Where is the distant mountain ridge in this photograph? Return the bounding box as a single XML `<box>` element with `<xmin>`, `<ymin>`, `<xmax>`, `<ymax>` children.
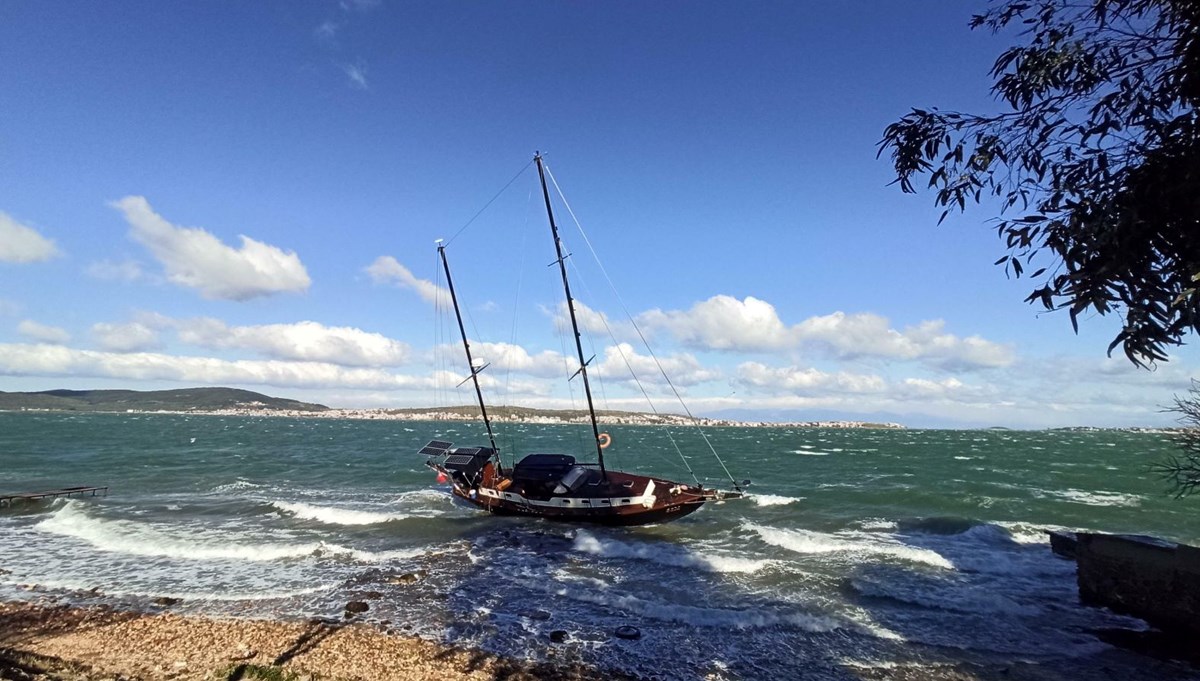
<box><xmin>0</xmin><ymin>388</ymin><xmax>329</xmax><ymax>413</ymax></box>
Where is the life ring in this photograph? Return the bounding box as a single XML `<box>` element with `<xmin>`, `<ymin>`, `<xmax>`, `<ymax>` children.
<box><xmin>597</xmin><ymin>432</ymin><xmax>612</xmax><ymax>449</ymax></box>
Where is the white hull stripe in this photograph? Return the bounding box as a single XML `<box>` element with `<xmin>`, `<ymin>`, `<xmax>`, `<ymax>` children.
<box><xmin>469</xmin><ymin>484</ymin><xmax>658</xmax><ymax>509</ymax></box>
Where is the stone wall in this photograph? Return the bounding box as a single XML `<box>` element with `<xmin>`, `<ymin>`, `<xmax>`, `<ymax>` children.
<box><xmin>1075</xmin><ymin>532</ymin><xmax>1200</xmax><ymax>636</ymax></box>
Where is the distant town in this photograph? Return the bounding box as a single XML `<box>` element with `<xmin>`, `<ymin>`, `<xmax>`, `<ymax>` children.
<box><xmin>0</xmin><ymin>388</ymin><xmax>906</xmax><ymax>429</ymax></box>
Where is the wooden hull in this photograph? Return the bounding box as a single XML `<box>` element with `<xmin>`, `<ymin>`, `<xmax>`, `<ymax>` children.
<box><xmin>435</xmin><ymin>466</ymin><xmax>718</xmax><ymax>526</ymax></box>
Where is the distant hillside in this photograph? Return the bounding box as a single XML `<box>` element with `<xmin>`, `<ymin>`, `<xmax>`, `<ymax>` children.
<box><xmin>0</xmin><ymin>388</ymin><xmax>329</xmax><ymax>413</ymax></box>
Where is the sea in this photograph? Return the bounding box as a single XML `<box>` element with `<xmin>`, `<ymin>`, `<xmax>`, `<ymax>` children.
<box><xmin>2</xmin><ymin>411</ymin><xmax>1197</xmax><ymax>679</ymax></box>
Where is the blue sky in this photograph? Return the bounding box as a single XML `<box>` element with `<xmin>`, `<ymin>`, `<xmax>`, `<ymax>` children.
<box><xmin>1</xmin><ymin>1</ymin><xmax>1194</xmax><ymax>428</ymax></box>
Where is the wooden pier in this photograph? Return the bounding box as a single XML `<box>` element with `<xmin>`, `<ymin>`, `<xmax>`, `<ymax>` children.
<box><xmin>0</xmin><ymin>486</ymin><xmax>108</xmax><ymax>508</ymax></box>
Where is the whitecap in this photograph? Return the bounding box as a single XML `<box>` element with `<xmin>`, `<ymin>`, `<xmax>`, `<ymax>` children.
<box><xmin>572</xmin><ymin>530</ymin><xmax>769</xmax><ymax>573</ymax></box>
<box><xmin>36</xmin><ymin>501</ymin><xmax>323</xmax><ymax>562</ymax></box>
<box><xmin>272</xmin><ymin>501</ymin><xmax>410</xmax><ymax>526</ymax></box>
<box><xmin>748</xmin><ymin>493</ymin><xmax>803</xmax><ymax>507</ymax></box>
<box><xmin>744</xmin><ymin>523</ymin><xmax>954</xmax><ymax>570</ymax></box>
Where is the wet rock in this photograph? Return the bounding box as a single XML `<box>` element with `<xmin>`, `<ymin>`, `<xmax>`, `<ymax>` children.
<box><xmin>387</xmin><ymin>570</ymin><xmax>428</xmax><ymax>585</ymax></box>
<box><xmin>549</xmin><ymin>630</ymin><xmax>569</xmax><ymax>643</ymax></box>
<box><xmin>521</xmin><ymin>609</ymin><xmax>552</xmax><ymax>621</ymax></box>
<box><xmin>345</xmin><ymin>600</ymin><xmax>370</xmax><ymax>615</ymax></box>
<box><xmin>153</xmin><ymin>596</ymin><xmax>183</xmax><ymax>607</ymax></box>
<box><xmin>0</xmin><ymin>567</ymin><xmax>11</xmax><ymax>576</ymax></box>
<box><xmin>363</xmin><ymin>590</ymin><xmax>384</xmax><ymax>600</ymax></box>
<box><xmin>614</xmin><ymin>625</ymin><xmax>642</xmax><ymax>640</ymax></box>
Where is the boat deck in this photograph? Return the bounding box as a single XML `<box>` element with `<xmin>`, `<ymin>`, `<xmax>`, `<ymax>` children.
<box><xmin>0</xmin><ymin>486</ymin><xmax>108</xmax><ymax>507</ymax></box>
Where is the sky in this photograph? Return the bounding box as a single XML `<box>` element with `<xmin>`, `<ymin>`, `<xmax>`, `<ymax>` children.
<box><xmin>1</xmin><ymin>1</ymin><xmax>1196</xmax><ymax>429</ymax></box>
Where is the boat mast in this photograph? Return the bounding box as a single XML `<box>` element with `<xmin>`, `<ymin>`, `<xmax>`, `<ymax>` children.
<box><xmin>437</xmin><ymin>243</ymin><xmax>500</xmax><ymax>465</ymax></box>
<box><xmin>534</xmin><ymin>153</ymin><xmax>607</xmax><ymax>479</ymax></box>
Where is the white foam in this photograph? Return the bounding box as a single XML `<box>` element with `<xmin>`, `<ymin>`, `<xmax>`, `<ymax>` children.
<box><xmin>790</xmin><ymin>449</ymin><xmax>830</xmax><ymax>456</ymax></box>
<box><xmin>557</xmin><ymin>587</ymin><xmax>842</xmax><ymax>632</ymax></box>
<box><xmin>749</xmin><ymin>494</ymin><xmax>803</xmax><ymax>507</ymax></box>
<box><xmin>1042</xmin><ymin>488</ymin><xmax>1142</xmax><ymax>507</ymax></box>
<box><xmin>209</xmin><ymin>479</ymin><xmax>265</xmax><ymax>494</ymax></box>
<box><xmin>26</xmin><ymin>578</ymin><xmax>337</xmax><ymax>602</ymax></box>
<box><xmin>36</xmin><ymin>501</ymin><xmax>323</xmax><ymax>562</ymax></box>
<box><xmin>572</xmin><ymin>531</ymin><xmax>769</xmax><ymax>573</ymax></box>
<box><xmin>272</xmin><ymin>501</ymin><xmax>410</xmax><ymax>525</ymax></box>
<box><xmin>858</xmin><ymin>518</ymin><xmax>898</xmax><ymax>531</ymax></box>
<box><xmin>744</xmin><ymin>523</ymin><xmax>954</xmax><ymax>570</ymax></box>
<box><xmin>851</xmin><ymin>576</ymin><xmax>1039</xmax><ymax>616</ymax></box>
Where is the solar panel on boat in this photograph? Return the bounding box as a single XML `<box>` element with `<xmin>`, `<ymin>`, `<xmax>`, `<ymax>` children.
<box><xmin>444</xmin><ymin>455</ymin><xmax>478</xmax><ymax>466</ymax></box>
<box><xmin>418</xmin><ymin>440</ymin><xmax>453</xmax><ymax>456</ymax></box>
<box><xmin>454</xmin><ymin>447</ymin><xmax>482</xmax><ymax>457</ymax></box>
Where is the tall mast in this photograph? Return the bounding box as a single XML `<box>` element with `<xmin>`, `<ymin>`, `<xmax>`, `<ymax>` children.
<box><xmin>437</xmin><ymin>243</ymin><xmax>500</xmax><ymax>462</ymax></box>
<box><xmin>534</xmin><ymin>153</ymin><xmax>607</xmax><ymax>479</ymax></box>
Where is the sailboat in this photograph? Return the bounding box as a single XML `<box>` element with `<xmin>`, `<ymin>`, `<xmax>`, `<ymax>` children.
<box><xmin>419</xmin><ymin>153</ymin><xmax>744</xmax><ymax>526</ymax></box>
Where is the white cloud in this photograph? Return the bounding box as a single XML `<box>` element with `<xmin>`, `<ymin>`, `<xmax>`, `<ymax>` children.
<box><xmin>314</xmin><ymin>21</ymin><xmax>339</xmax><ymax>44</ymax></box>
<box><xmin>735</xmin><ymin>361</ymin><xmax>886</xmax><ymax>395</ymax></box>
<box><xmin>111</xmin><ymin>196</ymin><xmax>311</xmax><ymax>301</ymax></box>
<box><xmin>343</xmin><ymin>61</ymin><xmax>368</xmax><ymax>89</ymax></box>
<box><xmin>175</xmin><ymin>317</ymin><xmax>409</xmax><ymax>367</ymax></box>
<box><xmin>17</xmin><ymin>320</ymin><xmax>70</xmax><ymax>345</ymax></box>
<box><xmin>0</xmin><ymin>343</ymin><xmax>431</xmax><ymax>391</ymax></box>
<box><xmin>85</xmin><ymin>258</ymin><xmax>145</xmax><ymax>282</ymax></box>
<box><xmin>794</xmin><ymin>312</ymin><xmax>1014</xmax><ymax>369</ymax></box>
<box><xmin>0</xmin><ymin>298</ymin><xmax>20</xmax><ymax>316</ymax></box>
<box><xmin>366</xmin><ymin>256</ymin><xmax>448</xmax><ymax>304</ymax></box>
<box><xmin>466</xmin><ymin>341</ymin><xmax>568</xmax><ymax>379</ymax></box>
<box><xmin>638</xmin><ymin>295</ymin><xmax>1013</xmax><ymax>370</ymax></box>
<box><xmin>552</xmin><ymin>300</ymin><xmax>635</xmax><ymax>339</ymax></box>
<box><xmin>596</xmin><ymin>343</ymin><xmax>722</xmax><ymax>387</ymax></box>
<box><xmin>90</xmin><ymin>322</ymin><xmax>161</xmax><ymax>353</ymax></box>
<box><xmin>638</xmin><ymin>295</ymin><xmax>793</xmax><ymax>352</ymax></box>
<box><xmin>0</xmin><ymin>211</ymin><xmax>60</xmax><ymax>263</ymax></box>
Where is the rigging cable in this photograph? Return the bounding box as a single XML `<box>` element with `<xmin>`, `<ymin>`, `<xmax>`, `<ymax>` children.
<box><xmin>544</xmin><ymin>163</ymin><xmax>742</xmax><ymax>491</ymax></box>
<box><xmin>443</xmin><ymin>159</ymin><xmax>534</xmax><ymax>247</ymax></box>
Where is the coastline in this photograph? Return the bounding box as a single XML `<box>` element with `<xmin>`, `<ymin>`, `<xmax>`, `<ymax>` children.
<box><xmin>0</xmin><ymin>600</ymin><xmax>627</xmax><ymax>681</ymax></box>
<box><xmin>0</xmin><ymin>405</ymin><xmax>905</xmax><ymax>430</ymax></box>
<box><xmin>3</xmin><ymin>600</ymin><xmax>1198</xmax><ymax>681</ymax></box>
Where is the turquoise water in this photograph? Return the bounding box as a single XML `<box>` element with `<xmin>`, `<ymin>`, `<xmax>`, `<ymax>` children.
<box><xmin>2</xmin><ymin>412</ymin><xmax>1197</xmax><ymax>678</ymax></box>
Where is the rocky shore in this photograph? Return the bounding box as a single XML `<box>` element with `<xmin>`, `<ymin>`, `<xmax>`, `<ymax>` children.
<box><xmin>0</xmin><ymin>601</ymin><xmax>627</xmax><ymax>681</ymax></box>
<box><xmin>3</xmin><ymin>600</ymin><xmax>1199</xmax><ymax>681</ymax></box>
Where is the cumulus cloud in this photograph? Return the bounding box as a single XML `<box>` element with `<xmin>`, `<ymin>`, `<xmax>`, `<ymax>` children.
<box><xmin>366</xmin><ymin>256</ymin><xmax>448</xmax><ymax>304</ymax></box>
<box><xmin>174</xmin><ymin>317</ymin><xmax>409</xmax><ymax>367</ymax></box>
<box><xmin>794</xmin><ymin>312</ymin><xmax>1014</xmax><ymax>369</ymax></box>
<box><xmin>90</xmin><ymin>322</ymin><xmax>161</xmax><ymax>353</ymax></box>
<box><xmin>596</xmin><ymin>343</ymin><xmax>722</xmax><ymax>387</ymax></box>
<box><xmin>638</xmin><ymin>294</ymin><xmax>1013</xmax><ymax>370</ymax></box>
<box><xmin>735</xmin><ymin>361</ymin><xmax>886</xmax><ymax>395</ymax></box>
<box><xmin>0</xmin><ymin>343</ymin><xmax>430</xmax><ymax>391</ymax></box>
<box><xmin>111</xmin><ymin>196</ymin><xmax>311</xmax><ymax>301</ymax></box>
<box><xmin>85</xmin><ymin>258</ymin><xmax>144</xmax><ymax>282</ymax></box>
<box><xmin>638</xmin><ymin>295</ymin><xmax>793</xmax><ymax>352</ymax></box>
<box><xmin>464</xmin><ymin>341</ymin><xmax>569</xmax><ymax>379</ymax></box>
<box><xmin>17</xmin><ymin>320</ymin><xmax>70</xmax><ymax>344</ymax></box>
<box><xmin>0</xmin><ymin>211</ymin><xmax>60</xmax><ymax>263</ymax></box>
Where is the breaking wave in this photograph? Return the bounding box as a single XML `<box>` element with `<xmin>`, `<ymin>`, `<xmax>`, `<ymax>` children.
<box><xmin>272</xmin><ymin>501</ymin><xmax>412</xmax><ymax>525</ymax></box>
<box><xmin>744</xmin><ymin>523</ymin><xmax>955</xmax><ymax>569</ymax></box>
<box><xmin>572</xmin><ymin>531</ymin><xmax>769</xmax><ymax>573</ymax></box>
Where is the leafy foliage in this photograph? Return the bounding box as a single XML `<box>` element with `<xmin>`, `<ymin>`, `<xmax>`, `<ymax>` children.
<box><xmin>1157</xmin><ymin>379</ymin><xmax>1200</xmax><ymax>496</ymax></box>
<box><xmin>879</xmin><ymin>0</ymin><xmax>1200</xmax><ymax>366</ymax></box>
